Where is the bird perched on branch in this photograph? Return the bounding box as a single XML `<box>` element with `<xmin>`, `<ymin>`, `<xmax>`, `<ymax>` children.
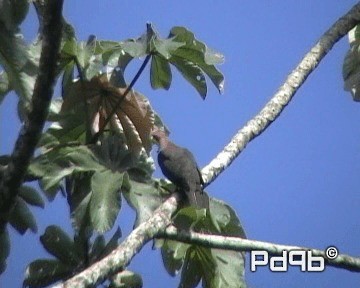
<box><xmin>152</xmin><ymin>129</ymin><xmax>209</xmax><ymax>210</ymax></box>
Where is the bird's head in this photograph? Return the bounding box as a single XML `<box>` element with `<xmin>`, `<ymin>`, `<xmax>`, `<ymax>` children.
<box><xmin>151</xmin><ymin>128</ymin><xmax>169</xmax><ymax>150</ymax></box>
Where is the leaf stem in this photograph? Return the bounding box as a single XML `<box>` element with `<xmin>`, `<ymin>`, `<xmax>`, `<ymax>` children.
<box><xmin>91</xmin><ymin>54</ymin><xmax>152</xmax><ymax>143</ymax></box>
<box><xmin>74</xmin><ymin>57</ymin><xmax>92</xmax><ymax>143</ymax></box>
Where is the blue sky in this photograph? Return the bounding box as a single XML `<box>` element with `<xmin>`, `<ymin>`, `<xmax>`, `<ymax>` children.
<box><xmin>1</xmin><ymin>1</ymin><xmax>360</xmax><ymax>287</ymax></box>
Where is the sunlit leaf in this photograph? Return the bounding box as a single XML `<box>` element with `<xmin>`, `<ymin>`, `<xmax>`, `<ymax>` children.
<box><xmin>90</xmin><ymin>170</ymin><xmax>123</xmax><ymax>233</ymax></box>
<box><xmin>0</xmin><ymin>71</ymin><xmax>10</xmax><ymax>103</ymax></box>
<box><xmin>0</xmin><ymin>24</ymin><xmax>37</xmax><ymax>106</ymax></box>
<box><xmin>28</xmin><ymin>145</ymin><xmax>104</xmax><ymax>193</ymax></box>
<box><xmin>110</xmin><ymin>270</ymin><xmax>143</xmax><ymax>288</ymax></box>
<box><xmin>169</xmin><ymin>26</ymin><xmax>225</xmax><ymax>96</ymax></box>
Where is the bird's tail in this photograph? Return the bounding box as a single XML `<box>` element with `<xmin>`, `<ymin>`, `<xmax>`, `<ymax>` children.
<box><xmin>187</xmin><ymin>185</ymin><xmax>209</xmax><ymax>210</ymax></box>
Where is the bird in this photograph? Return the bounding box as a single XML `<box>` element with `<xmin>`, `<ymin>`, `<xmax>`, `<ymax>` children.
<box><xmin>151</xmin><ymin>129</ymin><xmax>209</xmax><ymax>210</ymax></box>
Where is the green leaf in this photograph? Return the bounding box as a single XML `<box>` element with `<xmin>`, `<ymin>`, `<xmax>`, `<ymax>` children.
<box><xmin>343</xmin><ymin>43</ymin><xmax>360</xmax><ymax>101</ymax></box>
<box><xmin>209</xmin><ymin>198</ymin><xmax>246</xmax><ymax>238</ymax></box>
<box><xmin>9</xmin><ymin>198</ymin><xmax>37</xmax><ymax>234</ymax></box>
<box><xmin>0</xmin><ymin>24</ymin><xmax>37</xmax><ymax>105</ymax></box>
<box><xmin>90</xmin><ymin>170</ymin><xmax>123</xmax><ymax>233</ymax></box>
<box><xmin>46</xmin><ymin>110</ymin><xmax>87</xmax><ymax>145</ymax></box>
<box><xmin>95</xmin><ymin>40</ymin><xmax>121</xmax><ymax>54</ymax></box>
<box><xmin>110</xmin><ymin>270</ymin><xmax>143</xmax><ymax>288</ymax></box>
<box><xmin>204</xmin><ymin>249</ymin><xmax>246</xmax><ymax>288</ymax></box>
<box><xmin>70</xmin><ymin>183</ymin><xmax>92</xmax><ymax>233</ymax></box>
<box><xmin>152</xmin><ymin>36</ymin><xmax>184</xmax><ymax>60</ymax></box>
<box><xmin>18</xmin><ymin>185</ymin><xmax>45</xmax><ymax>208</ymax></box>
<box><xmin>61</xmin><ymin>38</ymin><xmax>78</xmax><ymax>57</ymax></box>
<box><xmin>40</xmin><ymin>226</ymin><xmax>80</xmax><ymax>266</ymax></box>
<box><xmin>122</xmin><ymin>35</ymin><xmax>148</xmax><ymax>58</ymax></box>
<box><xmin>0</xmin><ymin>71</ymin><xmax>10</xmax><ymax>103</ymax></box>
<box><xmin>161</xmin><ymin>240</ymin><xmax>189</xmax><ymax>276</ymax></box>
<box><xmin>0</xmin><ymin>0</ymin><xmax>29</xmax><ymax>31</ymax></box>
<box><xmin>89</xmin><ymin>235</ymin><xmax>106</xmax><ymax>262</ymax></box>
<box><xmin>28</xmin><ymin>145</ymin><xmax>104</xmax><ymax>193</ymax></box>
<box><xmin>100</xmin><ymin>226</ymin><xmax>122</xmax><ymax>258</ymax></box>
<box><xmin>123</xmin><ymin>179</ymin><xmax>169</xmax><ymax>227</ymax></box>
<box><xmin>180</xmin><ymin>247</ymin><xmax>202</xmax><ymax>288</ymax></box>
<box><xmin>150</xmin><ymin>54</ymin><xmax>172</xmax><ymax>90</ymax></box>
<box><xmin>160</xmin><ymin>198</ymin><xmax>246</xmax><ymax>288</ymax></box>
<box><xmin>61</xmin><ymin>61</ymin><xmax>75</xmax><ymax>97</ymax></box>
<box><xmin>177</xmin><ymin>246</ymin><xmax>246</xmax><ymax>288</ymax></box>
<box><xmin>170</xmin><ymin>55</ymin><xmax>207</xmax><ymax>98</ymax></box>
<box><xmin>78</xmin><ymin>36</ymin><xmax>96</xmax><ymax>69</ymax></box>
<box><xmin>0</xmin><ymin>228</ymin><xmax>10</xmax><ymax>275</ymax></box>
<box><xmin>90</xmin><ymin>227</ymin><xmax>121</xmax><ymax>263</ymax></box>
<box><xmin>24</xmin><ymin>259</ymin><xmax>72</xmax><ymax>288</ymax></box>
<box><xmin>169</xmin><ymin>26</ymin><xmax>225</xmax><ymax>96</ymax></box>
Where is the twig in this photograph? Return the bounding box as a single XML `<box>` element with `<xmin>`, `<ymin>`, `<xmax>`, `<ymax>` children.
<box><xmin>0</xmin><ymin>0</ymin><xmax>64</xmax><ymax>232</ymax></box>
<box><xmin>201</xmin><ymin>2</ymin><xmax>360</xmax><ymax>186</ymax></box>
<box><xmin>162</xmin><ymin>226</ymin><xmax>360</xmax><ymax>272</ymax></box>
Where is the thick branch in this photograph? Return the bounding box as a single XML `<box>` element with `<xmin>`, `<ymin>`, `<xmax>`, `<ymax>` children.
<box><xmin>201</xmin><ymin>2</ymin><xmax>360</xmax><ymax>186</ymax></box>
<box><xmin>51</xmin><ymin>195</ymin><xmax>179</xmax><ymax>288</ymax></box>
<box><xmin>0</xmin><ymin>1</ymin><xmax>64</xmax><ymax>231</ymax></box>
<box><xmin>162</xmin><ymin>226</ymin><xmax>360</xmax><ymax>272</ymax></box>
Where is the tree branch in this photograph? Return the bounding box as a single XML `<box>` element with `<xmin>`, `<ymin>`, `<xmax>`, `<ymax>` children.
<box><xmin>51</xmin><ymin>194</ymin><xmax>180</xmax><ymax>288</ymax></box>
<box><xmin>162</xmin><ymin>226</ymin><xmax>360</xmax><ymax>272</ymax></box>
<box><xmin>201</xmin><ymin>2</ymin><xmax>360</xmax><ymax>186</ymax></box>
<box><xmin>0</xmin><ymin>1</ymin><xmax>64</xmax><ymax>232</ymax></box>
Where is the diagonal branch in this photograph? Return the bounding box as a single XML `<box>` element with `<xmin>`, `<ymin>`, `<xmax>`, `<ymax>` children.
<box><xmin>0</xmin><ymin>0</ymin><xmax>64</xmax><ymax>232</ymax></box>
<box><xmin>51</xmin><ymin>3</ymin><xmax>360</xmax><ymax>287</ymax></box>
<box><xmin>51</xmin><ymin>194</ymin><xmax>180</xmax><ymax>288</ymax></box>
<box><xmin>201</xmin><ymin>2</ymin><xmax>360</xmax><ymax>186</ymax></box>
<box><xmin>162</xmin><ymin>226</ymin><xmax>360</xmax><ymax>272</ymax></box>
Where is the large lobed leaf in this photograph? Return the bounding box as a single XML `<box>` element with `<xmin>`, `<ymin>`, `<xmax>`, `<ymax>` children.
<box><xmin>90</xmin><ymin>170</ymin><xmax>123</xmax><ymax>233</ymax></box>
<box><xmin>122</xmin><ymin>178</ymin><xmax>170</xmax><ymax>227</ymax></box>
<box><xmin>161</xmin><ymin>197</ymin><xmax>247</xmax><ymax>288</ymax></box>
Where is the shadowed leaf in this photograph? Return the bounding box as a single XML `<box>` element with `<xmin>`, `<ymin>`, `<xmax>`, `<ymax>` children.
<box><xmin>40</xmin><ymin>226</ymin><xmax>80</xmax><ymax>266</ymax></box>
<box><xmin>24</xmin><ymin>259</ymin><xmax>72</xmax><ymax>288</ymax></box>
<box><xmin>0</xmin><ymin>228</ymin><xmax>10</xmax><ymax>275</ymax></box>
<box><xmin>9</xmin><ymin>198</ymin><xmax>37</xmax><ymax>234</ymax></box>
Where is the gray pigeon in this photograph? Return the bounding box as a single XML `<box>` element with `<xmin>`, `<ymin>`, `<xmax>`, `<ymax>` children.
<box><xmin>152</xmin><ymin>130</ymin><xmax>209</xmax><ymax>210</ymax></box>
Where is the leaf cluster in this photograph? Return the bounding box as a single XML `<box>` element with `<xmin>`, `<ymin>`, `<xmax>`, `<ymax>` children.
<box><xmin>0</xmin><ymin>2</ymin><xmax>247</xmax><ymax>287</ymax></box>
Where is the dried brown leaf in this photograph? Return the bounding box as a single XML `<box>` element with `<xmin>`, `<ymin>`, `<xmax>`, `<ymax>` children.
<box><xmin>62</xmin><ymin>74</ymin><xmax>155</xmax><ymax>155</ymax></box>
